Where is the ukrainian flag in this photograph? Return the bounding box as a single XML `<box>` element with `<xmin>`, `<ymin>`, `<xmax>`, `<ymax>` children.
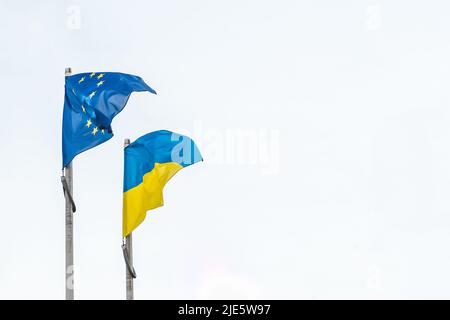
<box><xmin>123</xmin><ymin>130</ymin><xmax>203</xmax><ymax>236</ymax></box>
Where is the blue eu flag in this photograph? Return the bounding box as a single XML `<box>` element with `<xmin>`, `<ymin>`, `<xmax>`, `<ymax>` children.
<box><xmin>62</xmin><ymin>72</ymin><xmax>156</xmax><ymax>167</ymax></box>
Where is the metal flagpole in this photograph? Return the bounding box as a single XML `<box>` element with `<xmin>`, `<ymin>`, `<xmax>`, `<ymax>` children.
<box><xmin>125</xmin><ymin>233</ymin><xmax>134</xmax><ymax>300</ymax></box>
<box><xmin>63</xmin><ymin>67</ymin><xmax>75</xmax><ymax>300</ymax></box>
<box><xmin>123</xmin><ymin>138</ymin><xmax>136</xmax><ymax>300</ymax></box>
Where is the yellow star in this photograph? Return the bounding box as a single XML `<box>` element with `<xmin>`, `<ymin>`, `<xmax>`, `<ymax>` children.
<box><xmin>90</xmin><ymin>72</ymin><xmax>96</xmax><ymax>78</ymax></box>
<box><xmin>101</xmin><ymin>129</ymin><xmax>105</xmax><ymax>134</ymax></box>
<box><xmin>92</xmin><ymin>127</ymin><xmax>98</xmax><ymax>135</ymax></box>
<box><xmin>81</xmin><ymin>105</ymin><xmax>86</xmax><ymax>113</ymax></box>
<box><xmin>78</xmin><ymin>76</ymin><xmax>85</xmax><ymax>84</ymax></box>
<box><xmin>97</xmin><ymin>73</ymin><xmax>104</xmax><ymax>80</ymax></box>
<box><xmin>86</xmin><ymin>119</ymin><xmax>92</xmax><ymax>128</ymax></box>
<box><xmin>89</xmin><ymin>91</ymin><xmax>96</xmax><ymax>99</ymax></box>
<box><xmin>97</xmin><ymin>80</ymin><xmax>104</xmax><ymax>87</ymax></box>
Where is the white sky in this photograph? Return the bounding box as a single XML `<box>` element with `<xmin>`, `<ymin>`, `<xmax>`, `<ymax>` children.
<box><xmin>1</xmin><ymin>0</ymin><xmax>450</xmax><ymax>299</ymax></box>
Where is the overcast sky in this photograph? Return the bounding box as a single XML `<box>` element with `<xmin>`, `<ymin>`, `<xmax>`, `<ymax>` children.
<box><xmin>1</xmin><ymin>0</ymin><xmax>450</xmax><ymax>299</ymax></box>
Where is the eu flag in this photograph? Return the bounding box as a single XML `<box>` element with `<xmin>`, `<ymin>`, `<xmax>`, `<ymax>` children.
<box><xmin>62</xmin><ymin>72</ymin><xmax>156</xmax><ymax>167</ymax></box>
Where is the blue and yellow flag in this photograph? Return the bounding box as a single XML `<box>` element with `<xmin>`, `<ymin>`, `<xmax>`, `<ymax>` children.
<box><xmin>62</xmin><ymin>72</ymin><xmax>156</xmax><ymax>168</ymax></box>
<box><xmin>123</xmin><ymin>130</ymin><xmax>203</xmax><ymax>236</ymax></box>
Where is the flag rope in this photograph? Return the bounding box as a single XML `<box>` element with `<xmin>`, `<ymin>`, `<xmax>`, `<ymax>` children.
<box><xmin>61</xmin><ymin>176</ymin><xmax>76</xmax><ymax>213</ymax></box>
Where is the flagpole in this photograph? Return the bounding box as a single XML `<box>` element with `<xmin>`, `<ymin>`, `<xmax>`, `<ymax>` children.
<box><xmin>124</xmin><ymin>138</ymin><xmax>134</xmax><ymax>300</ymax></box>
<box><xmin>64</xmin><ymin>67</ymin><xmax>74</xmax><ymax>300</ymax></box>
